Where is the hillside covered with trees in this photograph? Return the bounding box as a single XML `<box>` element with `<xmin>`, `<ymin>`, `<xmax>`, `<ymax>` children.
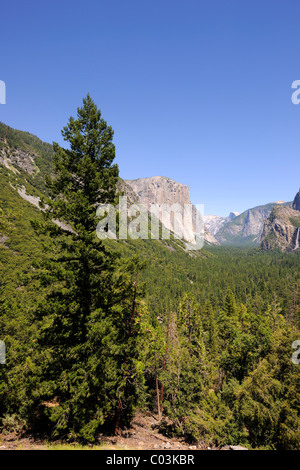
<box><xmin>0</xmin><ymin>98</ymin><xmax>300</xmax><ymax>450</ymax></box>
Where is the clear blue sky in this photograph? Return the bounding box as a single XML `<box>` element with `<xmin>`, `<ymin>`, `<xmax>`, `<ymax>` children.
<box><xmin>1</xmin><ymin>0</ymin><xmax>300</xmax><ymax>216</ymax></box>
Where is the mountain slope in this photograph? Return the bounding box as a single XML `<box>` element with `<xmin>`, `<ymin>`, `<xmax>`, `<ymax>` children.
<box><xmin>260</xmin><ymin>191</ymin><xmax>300</xmax><ymax>252</ymax></box>
<box><xmin>215</xmin><ymin>201</ymin><xmax>291</xmax><ymax>246</ymax></box>
<box><xmin>0</xmin><ymin>122</ymin><xmax>53</xmax><ymax>193</ymax></box>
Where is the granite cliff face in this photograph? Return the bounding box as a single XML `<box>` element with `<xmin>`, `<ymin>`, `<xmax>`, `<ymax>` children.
<box><xmin>125</xmin><ymin>176</ymin><xmax>190</xmax><ymax>208</ymax></box>
<box><xmin>125</xmin><ymin>176</ymin><xmax>219</xmax><ymax>246</ymax></box>
<box><xmin>260</xmin><ymin>194</ymin><xmax>300</xmax><ymax>252</ymax></box>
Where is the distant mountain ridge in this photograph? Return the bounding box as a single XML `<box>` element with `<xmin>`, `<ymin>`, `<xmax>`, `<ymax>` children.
<box><xmin>204</xmin><ymin>201</ymin><xmax>291</xmax><ymax>247</ymax></box>
<box><xmin>204</xmin><ymin>212</ymin><xmax>240</xmax><ymax>236</ymax></box>
<box><xmin>215</xmin><ymin>203</ymin><xmax>278</xmax><ymax>246</ymax></box>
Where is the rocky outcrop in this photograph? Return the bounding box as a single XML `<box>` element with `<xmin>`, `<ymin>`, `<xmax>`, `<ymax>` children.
<box><xmin>203</xmin><ymin>215</ymin><xmax>225</xmax><ymax>236</ymax></box>
<box><xmin>0</xmin><ymin>144</ymin><xmax>37</xmax><ymax>175</ymax></box>
<box><xmin>117</xmin><ymin>178</ymin><xmax>140</xmax><ymax>205</ymax></box>
<box><xmin>203</xmin><ymin>225</ymin><xmax>220</xmax><ymax>245</ymax></box>
<box><xmin>292</xmin><ymin>189</ymin><xmax>300</xmax><ymax>211</ymax></box>
<box><xmin>125</xmin><ymin>176</ymin><xmax>190</xmax><ymax>208</ymax></box>
<box><xmin>260</xmin><ymin>204</ymin><xmax>300</xmax><ymax>252</ymax></box>
<box><xmin>125</xmin><ymin>176</ymin><xmax>219</xmax><ymax>246</ymax></box>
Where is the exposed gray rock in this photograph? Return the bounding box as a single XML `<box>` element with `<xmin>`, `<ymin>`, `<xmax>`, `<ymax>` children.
<box><xmin>0</xmin><ymin>146</ymin><xmax>36</xmax><ymax>175</ymax></box>
<box><xmin>204</xmin><ymin>211</ymin><xmax>239</xmax><ymax>236</ymax></box>
<box><xmin>125</xmin><ymin>176</ymin><xmax>219</xmax><ymax>246</ymax></box>
<box><xmin>260</xmin><ymin>203</ymin><xmax>300</xmax><ymax>252</ymax></box>
<box><xmin>203</xmin><ymin>215</ymin><xmax>226</xmax><ymax>235</ymax></box>
<box><xmin>126</xmin><ymin>176</ymin><xmax>190</xmax><ymax>208</ymax></box>
<box><xmin>15</xmin><ymin>185</ymin><xmax>76</xmax><ymax>234</ymax></box>
<box><xmin>117</xmin><ymin>179</ymin><xmax>139</xmax><ymax>205</ymax></box>
<box><xmin>292</xmin><ymin>189</ymin><xmax>300</xmax><ymax>211</ymax></box>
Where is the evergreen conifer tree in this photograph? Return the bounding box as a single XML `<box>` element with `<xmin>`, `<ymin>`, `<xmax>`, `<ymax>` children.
<box><xmin>31</xmin><ymin>95</ymin><xmax>144</xmax><ymax>441</ymax></box>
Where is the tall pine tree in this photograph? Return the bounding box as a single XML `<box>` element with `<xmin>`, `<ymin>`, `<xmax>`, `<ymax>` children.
<box><xmin>31</xmin><ymin>95</ymin><xmax>144</xmax><ymax>441</ymax></box>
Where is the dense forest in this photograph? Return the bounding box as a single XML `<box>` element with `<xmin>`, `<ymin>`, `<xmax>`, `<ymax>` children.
<box><xmin>0</xmin><ymin>98</ymin><xmax>300</xmax><ymax>449</ymax></box>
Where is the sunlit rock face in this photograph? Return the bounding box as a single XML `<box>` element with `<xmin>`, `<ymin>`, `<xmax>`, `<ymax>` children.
<box><xmin>125</xmin><ymin>176</ymin><xmax>219</xmax><ymax>245</ymax></box>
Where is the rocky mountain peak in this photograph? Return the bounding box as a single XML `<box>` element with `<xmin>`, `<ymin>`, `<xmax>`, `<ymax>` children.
<box><xmin>125</xmin><ymin>176</ymin><xmax>190</xmax><ymax>207</ymax></box>
<box><xmin>203</xmin><ymin>211</ymin><xmax>239</xmax><ymax>236</ymax></box>
<box><xmin>292</xmin><ymin>189</ymin><xmax>300</xmax><ymax>211</ymax></box>
<box><xmin>228</xmin><ymin>211</ymin><xmax>240</xmax><ymax>221</ymax></box>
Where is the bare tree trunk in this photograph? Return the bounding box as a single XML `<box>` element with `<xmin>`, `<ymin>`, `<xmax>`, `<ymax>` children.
<box><xmin>115</xmin><ymin>398</ymin><xmax>123</xmax><ymax>436</ymax></box>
